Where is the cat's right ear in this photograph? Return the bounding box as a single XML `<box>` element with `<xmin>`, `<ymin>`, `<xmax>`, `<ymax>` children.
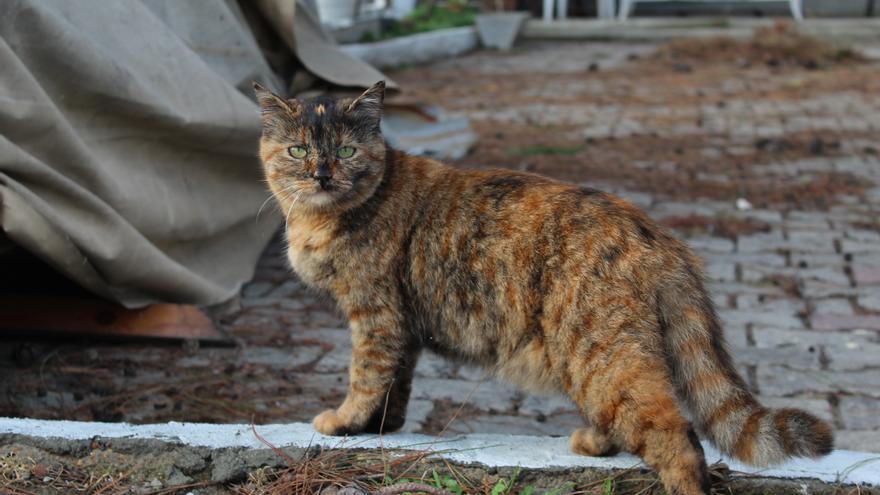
<box><xmin>252</xmin><ymin>82</ymin><xmax>299</xmax><ymax>126</ymax></box>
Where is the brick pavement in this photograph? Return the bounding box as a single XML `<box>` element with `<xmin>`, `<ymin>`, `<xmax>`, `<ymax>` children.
<box><xmin>230</xmin><ymin>176</ymin><xmax>880</xmax><ymax>452</ymax></box>
<box><xmin>2</xmin><ymin>39</ymin><xmax>878</xmax><ymax>454</ymax></box>
<box><xmin>237</xmin><ymin>41</ymin><xmax>880</xmax><ymax>451</ymax></box>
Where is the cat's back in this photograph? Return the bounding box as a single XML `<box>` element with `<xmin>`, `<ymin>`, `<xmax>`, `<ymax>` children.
<box><xmin>402</xmin><ymin>165</ymin><xmax>694</xmax><ymax>362</ymax></box>
<box><xmin>414</xmin><ymin>165</ymin><xmax>687</xmax><ymax>272</ymax></box>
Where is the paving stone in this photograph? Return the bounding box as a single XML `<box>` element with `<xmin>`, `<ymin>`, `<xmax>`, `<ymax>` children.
<box><xmin>705</xmin><ymin>262</ymin><xmax>736</xmax><ymax>282</ymax></box>
<box><xmin>741</xmin><ymin>265</ymin><xmax>798</xmax><ymax>283</ymax></box>
<box><xmin>750</xmin><ymin>326</ymin><xmax>875</xmax><ymax>349</ymax></box>
<box><xmin>800</xmin><ymin>280</ymin><xmax>861</xmax><ymax>299</ymax></box>
<box><xmin>737</xmin><ymin>232</ymin><xmax>786</xmax><ymax>253</ymax></box>
<box><xmin>757</xmin><ymin>366</ymin><xmax>880</xmax><ymax>397</ymax></box>
<box><xmin>735</xmin><ymin>343</ymin><xmax>823</xmax><ymax>370</ymax></box>
<box><xmin>790</xmin><ymin>253</ymin><xmax>847</xmax><ymax>268</ymax></box>
<box><xmin>718</xmin><ymin>306</ymin><xmax>803</xmax><ymax>330</ymax></box>
<box><xmin>686</xmin><ymin>236</ymin><xmax>735</xmax><ymax>254</ymax></box>
<box><xmin>834</xmin><ymin>430</ymin><xmax>880</xmax><ymax>452</ymax></box>
<box><xmin>410</xmin><ymin>378</ymin><xmax>520</xmax><ymax>413</ymax></box>
<box><xmin>708</xmin><ymin>282</ymin><xmax>786</xmax><ymax>300</ymax></box>
<box><xmin>796</xmin><ymin>267</ymin><xmax>851</xmax><ymax>286</ymax></box>
<box><xmin>268</xmin><ymin>279</ymin><xmax>310</xmax><ymax>298</ymax></box>
<box><xmin>841</xmin><ymin>239</ymin><xmax>880</xmax><ymax>255</ymax></box>
<box><xmin>810</xmin><ymin>298</ymin><xmax>854</xmax><ymax>316</ymax></box>
<box><xmin>726</xmin><ymin>252</ymin><xmax>787</xmax><ymax>268</ymax></box>
<box><xmin>402</xmin><ymin>399</ymin><xmax>435</xmax><ymax>432</ymax></box>
<box><xmin>730</xmin><ymin>209</ymin><xmax>784</xmax><ymax>224</ymax></box>
<box><xmin>520</xmin><ymin>393</ymin><xmax>576</xmax><ymax>417</ymax></box>
<box><xmin>313</xmin><ymin>351</ymin><xmax>351</xmax><ymax>373</ymax></box>
<box><xmin>649</xmin><ymin>201</ymin><xmax>728</xmax><ymax>219</ymax></box>
<box><xmin>240</xmin><ymin>345</ymin><xmax>325</xmax><ymax>368</ymax></box>
<box><xmin>711</xmin><ymin>290</ymin><xmax>733</xmax><ymax>310</ymax></box>
<box><xmin>839</xmin><ymin>396</ymin><xmax>880</xmax><ymax>430</ymax></box>
<box><xmin>758</xmin><ymin>396</ymin><xmax>834</xmax><ymax>423</ymax></box>
<box><xmin>865</xmin><ymin>187</ymin><xmax>880</xmax><ymax>201</ymax></box>
<box><xmin>787</xmin><ymin>230</ymin><xmax>839</xmax><ymax>252</ymax></box>
<box><xmin>853</xmin><ymin>265</ymin><xmax>880</xmax><ymax>286</ymax></box>
<box><xmin>415</xmin><ymin>352</ymin><xmax>458</xmax><ymax>379</ymax></box>
<box><xmin>811</xmin><ymin>314</ymin><xmax>880</xmax><ymax>331</ymax></box>
<box><xmin>242</xmin><ymin>281</ymin><xmax>275</xmax><ymax>299</ymax></box>
<box><xmin>748</xmin><ymin>327</ymin><xmax>880</xmax><ymax>371</ymax></box>
<box><xmin>739</xmin><ymin>296</ymin><xmax>806</xmax><ymax>315</ymax></box>
<box><xmin>456</xmin><ymin>364</ymin><xmax>490</xmax><ymax>381</ymax></box>
<box><xmin>857</xmin><ymin>294</ymin><xmax>880</xmax><ymax>312</ymax></box>
<box><xmin>844</xmin><ymin>229</ymin><xmax>880</xmax><ymax>242</ymax></box>
<box><xmin>723</xmin><ymin>325</ymin><xmax>750</xmax><ymax>349</ymax></box>
<box><xmin>785</xmin><ymin>211</ymin><xmax>831</xmax><ymax>229</ymax></box>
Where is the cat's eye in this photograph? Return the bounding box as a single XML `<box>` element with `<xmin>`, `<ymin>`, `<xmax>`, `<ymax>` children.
<box><xmin>337</xmin><ymin>146</ymin><xmax>356</xmax><ymax>159</ymax></box>
<box><xmin>288</xmin><ymin>146</ymin><xmax>308</xmax><ymax>159</ymax></box>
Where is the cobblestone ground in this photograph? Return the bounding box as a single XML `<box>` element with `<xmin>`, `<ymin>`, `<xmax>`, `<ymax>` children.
<box><xmin>2</xmin><ymin>39</ymin><xmax>879</xmax><ymax>453</ymax></box>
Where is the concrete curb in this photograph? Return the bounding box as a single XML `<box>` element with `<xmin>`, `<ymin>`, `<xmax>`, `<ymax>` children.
<box><xmin>521</xmin><ymin>17</ymin><xmax>880</xmax><ymax>43</ymax></box>
<box><xmin>341</xmin><ymin>27</ymin><xmax>478</xmax><ymax>69</ymax></box>
<box><xmin>1</xmin><ymin>418</ymin><xmax>878</xmax><ymax>487</ymax></box>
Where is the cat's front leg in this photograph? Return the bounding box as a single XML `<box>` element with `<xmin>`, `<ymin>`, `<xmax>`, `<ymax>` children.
<box><xmin>313</xmin><ymin>305</ymin><xmax>414</xmax><ymax>436</ymax></box>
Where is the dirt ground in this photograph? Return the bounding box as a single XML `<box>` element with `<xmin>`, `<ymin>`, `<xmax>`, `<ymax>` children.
<box><xmin>1</xmin><ymin>435</ymin><xmax>875</xmax><ymax>495</ymax></box>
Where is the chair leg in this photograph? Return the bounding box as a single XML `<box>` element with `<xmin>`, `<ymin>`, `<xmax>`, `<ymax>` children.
<box><xmin>618</xmin><ymin>0</ymin><xmax>634</xmax><ymax>20</ymax></box>
<box><xmin>789</xmin><ymin>0</ymin><xmax>804</xmax><ymax>20</ymax></box>
<box><xmin>543</xmin><ymin>0</ymin><xmax>554</xmax><ymax>22</ymax></box>
<box><xmin>598</xmin><ymin>0</ymin><xmax>615</xmax><ymax>19</ymax></box>
<box><xmin>556</xmin><ymin>0</ymin><xmax>568</xmax><ymax>20</ymax></box>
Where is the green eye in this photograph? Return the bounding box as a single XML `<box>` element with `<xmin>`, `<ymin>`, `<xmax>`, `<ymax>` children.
<box><xmin>337</xmin><ymin>146</ymin><xmax>356</xmax><ymax>159</ymax></box>
<box><xmin>288</xmin><ymin>146</ymin><xmax>308</xmax><ymax>159</ymax></box>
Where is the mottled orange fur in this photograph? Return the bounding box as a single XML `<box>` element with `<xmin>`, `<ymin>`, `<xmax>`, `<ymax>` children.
<box><xmin>254</xmin><ymin>81</ymin><xmax>833</xmax><ymax>495</ymax></box>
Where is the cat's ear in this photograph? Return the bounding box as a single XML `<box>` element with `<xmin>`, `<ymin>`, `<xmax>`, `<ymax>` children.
<box><xmin>345</xmin><ymin>80</ymin><xmax>385</xmax><ymax>126</ymax></box>
<box><xmin>252</xmin><ymin>82</ymin><xmax>299</xmax><ymax>125</ymax></box>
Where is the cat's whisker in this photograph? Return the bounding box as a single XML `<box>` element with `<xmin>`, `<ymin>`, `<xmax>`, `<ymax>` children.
<box><xmin>255</xmin><ymin>194</ymin><xmax>279</xmax><ymax>222</ymax></box>
<box><xmin>284</xmin><ymin>192</ymin><xmax>301</xmax><ymax>227</ymax></box>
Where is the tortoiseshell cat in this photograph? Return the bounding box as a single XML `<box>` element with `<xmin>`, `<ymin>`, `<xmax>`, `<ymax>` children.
<box><xmin>254</xmin><ymin>81</ymin><xmax>832</xmax><ymax>495</ymax></box>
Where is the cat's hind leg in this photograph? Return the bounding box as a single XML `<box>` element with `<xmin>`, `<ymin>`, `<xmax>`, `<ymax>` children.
<box><xmin>568</xmin><ymin>345</ymin><xmax>712</xmax><ymax>495</ymax></box>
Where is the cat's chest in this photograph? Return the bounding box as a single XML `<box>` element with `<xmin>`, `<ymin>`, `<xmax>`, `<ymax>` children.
<box><xmin>285</xmin><ymin>216</ymin><xmax>340</xmax><ymax>286</ymax></box>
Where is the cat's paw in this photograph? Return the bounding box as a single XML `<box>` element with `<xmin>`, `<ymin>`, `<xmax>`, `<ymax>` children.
<box><xmin>313</xmin><ymin>409</ymin><xmax>351</xmax><ymax>436</ymax></box>
<box><xmin>570</xmin><ymin>427</ymin><xmax>619</xmax><ymax>457</ymax></box>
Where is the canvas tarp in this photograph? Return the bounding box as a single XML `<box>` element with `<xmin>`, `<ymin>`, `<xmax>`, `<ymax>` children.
<box><xmin>0</xmin><ymin>0</ymin><xmax>391</xmax><ymax>308</ymax></box>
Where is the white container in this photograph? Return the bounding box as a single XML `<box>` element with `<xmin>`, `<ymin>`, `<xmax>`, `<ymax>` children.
<box><xmin>475</xmin><ymin>12</ymin><xmax>529</xmax><ymax>51</ymax></box>
<box><xmin>389</xmin><ymin>0</ymin><xmax>418</xmax><ymax>19</ymax></box>
<box><xmin>316</xmin><ymin>0</ymin><xmax>359</xmax><ymax>28</ymax></box>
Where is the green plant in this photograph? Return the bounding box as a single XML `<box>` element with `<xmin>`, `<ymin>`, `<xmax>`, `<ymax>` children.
<box><xmin>362</xmin><ymin>0</ymin><xmax>478</xmax><ymax>42</ymax></box>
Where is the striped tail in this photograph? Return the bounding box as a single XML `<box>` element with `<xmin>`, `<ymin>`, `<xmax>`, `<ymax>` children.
<box><xmin>658</xmin><ymin>265</ymin><xmax>833</xmax><ymax>466</ymax></box>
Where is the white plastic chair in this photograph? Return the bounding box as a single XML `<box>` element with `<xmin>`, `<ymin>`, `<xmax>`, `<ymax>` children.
<box><xmin>617</xmin><ymin>0</ymin><xmax>804</xmax><ymax>21</ymax></box>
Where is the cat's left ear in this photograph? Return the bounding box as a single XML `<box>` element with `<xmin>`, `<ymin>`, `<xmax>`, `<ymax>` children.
<box><xmin>345</xmin><ymin>81</ymin><xmax>385</xmax><ymax>126</ymax></box>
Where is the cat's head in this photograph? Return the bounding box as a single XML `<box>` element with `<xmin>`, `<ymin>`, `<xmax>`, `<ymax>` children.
<box><xmin>254</xmin><ymin>81</ymin><xmax>387</xmax><ymax>212</ymax></box>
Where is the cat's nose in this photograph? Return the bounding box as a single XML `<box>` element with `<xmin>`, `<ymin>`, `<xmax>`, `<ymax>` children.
<box><xmin>313</xmin><ymin>166</ymin><xmax>332</xmax><ymax>189</ymax></box>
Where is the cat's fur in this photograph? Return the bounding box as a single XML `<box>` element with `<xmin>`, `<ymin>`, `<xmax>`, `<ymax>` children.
<box><xmin>254</xmin><ymin>81</ymin><xmax>833</xmax><ymax>495</ymax></box>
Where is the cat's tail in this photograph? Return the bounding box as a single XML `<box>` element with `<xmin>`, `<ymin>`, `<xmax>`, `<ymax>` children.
<box><xmin>657</xmin><ymin>264</ymin><xmax>833</xmax><ymax>467</ymax></box>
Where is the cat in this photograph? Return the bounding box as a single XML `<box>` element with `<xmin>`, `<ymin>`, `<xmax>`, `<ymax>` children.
<box><xmin>253</xmin><ymin>81</ymin><xmax>832</xmax><ymax>495</ymax></box>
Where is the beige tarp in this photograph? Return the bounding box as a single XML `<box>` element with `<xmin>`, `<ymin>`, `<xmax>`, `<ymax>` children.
<box><xmin>0</xmin><ymin>0</ymin><xmax>391</xmax><ymax>308</ymax></box>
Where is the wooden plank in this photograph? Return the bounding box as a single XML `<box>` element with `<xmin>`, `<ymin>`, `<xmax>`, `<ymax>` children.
<box><xmin>0</xmin><ymin>295</ymin><xmax>227</xmax><ymax>341</ymax></box>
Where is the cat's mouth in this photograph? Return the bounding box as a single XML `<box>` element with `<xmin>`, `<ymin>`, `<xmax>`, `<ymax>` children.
<box><xmin>296</xmin><ymin>180</ymin><xmax>352</xmax><ymax>206</ymax></box>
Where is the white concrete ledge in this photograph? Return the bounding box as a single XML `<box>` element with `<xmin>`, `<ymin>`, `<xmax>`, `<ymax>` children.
<box><xmin>1</xmin><ymin>417</ymin><xmax>878</xmax><ymax>486</ymax></box>
<box><xmin>521</xmin><ymin>17</ymin><xmax>880</xmax><ymax>43</ymax></box>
